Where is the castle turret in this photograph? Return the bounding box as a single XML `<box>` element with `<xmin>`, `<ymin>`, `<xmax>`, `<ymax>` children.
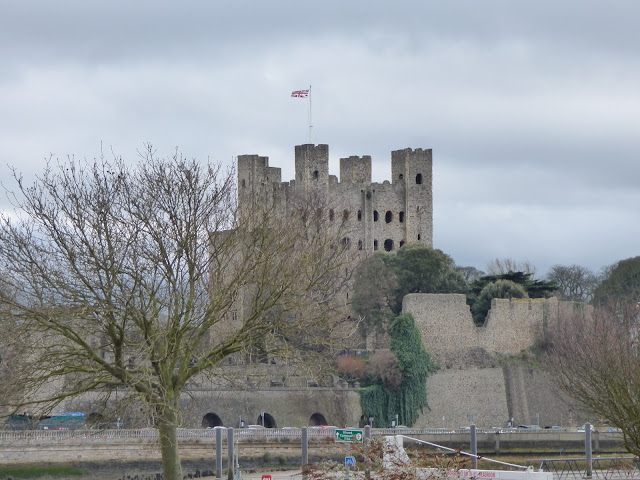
<box><xmin>340</xmin><ymin>155</ymin><xmax>372</xmax><ymax>184</ymax></box>
<box><xmin>237</xmin><ymin>154</ymin><xmax>282</xmax><ymax>220</ymax></box>
<box><xmin>295</xmin><ymin>144</ymin><xmax>329</xmax><ymax>192</ymax></box>
<box><xmin>391</xmin><ymin>148</ymin><xmax>433</xmax><ymax>247</ymax></box>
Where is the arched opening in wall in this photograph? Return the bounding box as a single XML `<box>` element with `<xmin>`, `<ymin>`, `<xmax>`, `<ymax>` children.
<box><xmin>256</xmin><ymin>412</ymin><xmax>277</xmax><ymax>428</ymax></box>
<box><xmin>385</xmin><ymin>211</ymin><xmax>393</xmax><ymax>223</ymax></box>
<box><xmin>373</xmin><ymin>240</ymin><xmax>379</xmax><ymax>251</ymax></box>
<box><xmin>241</xmin><ymin>179</ymin><xmax>246</xmax><ymax>188</ymax></box>
<box><xmin>202</xmin><ymin>412</ymin><xmax>224</xmax><ymax>428</ymax></box>
<box><xmin>384</xmin><ymin>239</ymin><xmax>394</xmax><ymax>252</ymax></box>
<box><xmin>399</xmin><ymin>240</ymin><xmax>405</xmax><ymax>248</ymax></box>
<box><xmin>373</xmin><ymin>211</ymin><xmax>379</xmax><ymax>222</ymax></box>
<box><xmin>343</xmin><ymin>210</ymin><xmax>349</xmax><ymax>221</ymax></box>
<box><xmin>329</xmin><ymin>209</ymin><xmax>334</xmax><ymax>222</ymax></box>
<box><xmin>313</xmin><ymin>170</ymin><xmax>319</xmax><ymax>180</ymax></box>
<box><xmin>399</xmin><ymin>211</ymin><xmax>405</xmax><ymax>223</ymax></box>
<box><xmin>357</xmin><ymin>210</ymin><xmax>362</xmax><ymax>221</ymax></box>
<box><xmin>416</xmin><ymin>173</ymin><xmax>423</xmax><ymax>184</ymax></box>
<box><xmin>309</xmin><ymin>413</ymin><xmax>328</xmax><ymax>426</ymax></box>
<box><xmin>358</xmin><ymin>240</ymin><xmax>363</xmax><ymax>250</ymax></box>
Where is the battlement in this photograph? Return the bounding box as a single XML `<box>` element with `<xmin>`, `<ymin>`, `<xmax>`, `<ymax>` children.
<box><xmin>237</xmin><ymin>144</ymin><xmax>434</xmax><ymax>251</ymax></box>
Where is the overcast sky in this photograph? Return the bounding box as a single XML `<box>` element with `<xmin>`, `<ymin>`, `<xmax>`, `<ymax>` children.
<box><xmin>1</xmin><ymin>1</ymin><xmax>639</xmax><ymax>277</ymax></box>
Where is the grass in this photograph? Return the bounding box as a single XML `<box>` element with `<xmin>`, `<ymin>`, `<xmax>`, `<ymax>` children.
<box><xmin>0</xmin><ymin>464</ymin><xmax>86</xmax><ymax>478</ymax></box>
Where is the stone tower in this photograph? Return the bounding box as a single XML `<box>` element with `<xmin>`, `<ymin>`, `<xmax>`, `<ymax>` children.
<box><xmin>237</xmin><ymin>144</ymin><xmax>433</xmax><ymax>252</ymax></box>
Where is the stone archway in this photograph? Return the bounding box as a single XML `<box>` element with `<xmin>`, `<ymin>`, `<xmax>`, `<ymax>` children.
<box><xmin>308</xmin><ymin>412</ymin><xmax>328</xmax><ymax>426</ymax></box>
<box><xmin>202</xmin><ymin>412</ymin><xmax>224</xmax><ymax>428</ymax></box>
<box><xmin>256</xmin><ymin>412</ymin><xmax>277</xmax><ymax>428</ymax></box>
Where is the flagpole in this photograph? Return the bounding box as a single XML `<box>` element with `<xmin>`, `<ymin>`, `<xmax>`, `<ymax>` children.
<box><xmin>308</xmin><ymin>84</ymin><xmax>313</xmax><ymax>144</ymax></box>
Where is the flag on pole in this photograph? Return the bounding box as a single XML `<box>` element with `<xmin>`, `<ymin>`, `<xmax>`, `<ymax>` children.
<box><xmin>291</xmin><ymin>89</ymin><xmax>309</xmax><ymax>98</ymax></box>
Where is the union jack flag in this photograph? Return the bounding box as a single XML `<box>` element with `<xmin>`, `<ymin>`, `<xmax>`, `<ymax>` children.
<box><xmin>291</xmin><ymin>89</ymin><xmax>309</xmax><ymax>98</ymax></box>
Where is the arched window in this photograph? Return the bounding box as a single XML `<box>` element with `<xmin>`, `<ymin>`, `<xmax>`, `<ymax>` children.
<box><xmin>241</xmin><ymin>179</ymin><xmax>246</xmax><ymax>188</ymax></box>
<box><xmin>342</xmin><ymin>237</ymin><xmax>350</xmax><ymax>248</ymax></box>
<box><xmin>373</xmin><ymin>210</ymin><xmax>379</xmax><ymax>222</ymax></box>
<box><xmin>416</xmin><ymin>173</ymin><xmax>423</xmax><ymax>184</ymax></box>
<box><xmin>358</xmin><ymin>240</ymin><xmax>363</xmax><ymax>250</ymax></box>
<box><xmin>385</xmin><ymin>211</ymin><xmax>393</xmax><ymax>223</ymax></box>
<box><xmin>384</xmin><ymin>239</ymin><xmax>394</xmax><ymax>252</ymax></box>
<box><xmin>399</xmin><ymin>174</ymin><xmax>404</xmax><ymax>180</ymax></box>
<box><xmin>418</xmin><ymin>234</ymin><xmax>421</xmax><ymax>240</ymax></box>
<box><xmin>343</xmin><ymin>210</ymin><xmax>349</xmax><ymax>221</ymax></box>
<box><xmin>313</xmin><ymin>170</ymin><xmax>319</xmax><ymax>180</ymax></box>
<box><xmin>357</xmin><ymin>210</ymin><xmax>362</xmax><ymax>221</ymax></box>
<box><xmin>374</xmin><ymin>240</ymin><xmax>379</xmax><ymax>251</ymax></box>
<box><xmin>329</xmin><ymin>209</ymin><xmax>334</xmax><ymax>222</ymax></box>
<box><xmin>399</xmin><ymin>211</ymin><xmax>405</xmax><ymax>223</ymax></box>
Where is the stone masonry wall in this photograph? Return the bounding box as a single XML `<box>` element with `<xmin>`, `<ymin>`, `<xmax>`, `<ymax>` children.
<box><xmin>403</xmin><ymin>294</ymin><xmax>563</xmax><ymax>368</ymax></box>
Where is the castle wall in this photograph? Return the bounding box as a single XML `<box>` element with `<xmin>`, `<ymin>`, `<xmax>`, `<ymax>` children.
<box><xmin>416</xmin><ymin>366</ymin><xmax>589</xmax><ymax>429</ymax></box>
<box><xmin>403</xmin><ymin>294</ymin><xmax>562</xmax><ymax>368</ymax></box>
<box><xmin>416</xmin><ymin>367</ymin><xmax>508</xmax><ymax>428</ymax></box>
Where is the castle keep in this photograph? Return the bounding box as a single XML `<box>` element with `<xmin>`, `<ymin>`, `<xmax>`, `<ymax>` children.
<box><xmin>237</xmin><ymin>144</ymin><xmax>434</xmax><ymax>253</ymax></box>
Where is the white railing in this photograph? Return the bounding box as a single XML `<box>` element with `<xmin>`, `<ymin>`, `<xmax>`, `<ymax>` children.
<box><xmin>0</xmin><ymin>426</ymin><xmax>591</xmax><ymax>444</ymax></box>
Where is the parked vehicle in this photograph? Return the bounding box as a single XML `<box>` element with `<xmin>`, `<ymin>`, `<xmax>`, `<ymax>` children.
<box><xmin>37</xmin><ymin>412</ymin><xmax>86</xmax><ymax>430</ymax></box>
<box><xmin>4</xmin><ymin>414</ymin><xmax>38</xmax><ymax>430</ymax></box>
<box><xmin>517</xmin><ymin>425</ymin><xmax>542</xmax><ymax>430</ymax></box>
<box><xmin>578</xmin><ymin>424</ymin><xmax>595</xmax><ymax>432</ymax></box>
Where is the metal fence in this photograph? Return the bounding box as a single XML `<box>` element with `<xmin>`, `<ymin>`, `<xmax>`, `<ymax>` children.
<box><xmin>526</xmin><ymin>457</ymin><xmax>640</xmax><ymax>480</ymax></box>
<box><xmin>0</xmin><ymin>426</ymin><xmax>616</xmax><ymax>444</ymax></box>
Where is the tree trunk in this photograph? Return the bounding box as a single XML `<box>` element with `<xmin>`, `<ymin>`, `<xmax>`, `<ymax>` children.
<box><xmin>158</xmin><ymin>401</ymin><xmax>183</xmax><ymax>480</ymax></box>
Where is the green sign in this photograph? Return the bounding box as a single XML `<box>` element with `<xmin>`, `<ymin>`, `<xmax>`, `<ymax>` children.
<box><xmin>335</xmin><ymin>428</ymin><xmax>364</xmax><ymax>443</ymax></box>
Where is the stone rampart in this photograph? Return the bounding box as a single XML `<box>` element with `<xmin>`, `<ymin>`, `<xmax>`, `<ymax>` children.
<box><xmin>403</xmin><ymin>294</ymin><xmax>564</xmax><ymax>368</ymax></box>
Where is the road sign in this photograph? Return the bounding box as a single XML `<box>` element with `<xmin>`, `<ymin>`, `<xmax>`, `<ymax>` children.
<box><xmin>335</xmin><ymin>428</ymin><xmax>364</xmax><ymax>443</ymax></box>
<box><xmin>345</xmin><ymin>456</ymin><xmax>356</xmax><ymax>466</ymax></box>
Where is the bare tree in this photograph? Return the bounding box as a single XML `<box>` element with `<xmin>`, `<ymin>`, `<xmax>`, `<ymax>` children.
<box><xmin>486</xmin><ymin>257</ymin><xmax>536</xmax><ymax>277</ymax></box>
<box><xmin>546</xmin><ymin>264</ymin><xmax>599</xmax><ymax>302</ymax></box>
<box><xmin>545</xmin><ymin>302</ymin><xmax>640</xmax><ymax>455</ymax></box>
<box><xmin>0</xmin><ymin>147</ymin><xmax>354</xmax><ymax>480</ymax></box>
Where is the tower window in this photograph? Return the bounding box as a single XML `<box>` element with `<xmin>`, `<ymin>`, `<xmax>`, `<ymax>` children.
<box><xmin>374</xmin><ymin>240</ymin><xmax>379</xmax><ymax>251</ymax></box>
<box><xmin>418</xmin><ymin>234</ymin><xmax>421</xmax><ymax>240</ymax></box>
<box><xmin>313</xmin><ymin>170</ymin><xmax>319</xmax><ymax>180</ymax></box>
<box><xmin>241</xmin><ymin>179</ymin><xmax>246</xmax><ymax>188</ymax></box>
<box><xmin>373</xmin><ymin>210</ymin><xmax>379</xmax><ymax>222</ymax></box>
<box><xmin>342</xmin><ymin>237</ymin><xmax>350</xmax><ymax>248</ymax></box>
<box><xmin>343</xmin><ymin>210</ymin><xmax>349</xmax><ymax>221</ymax></box>
<box><xmin>399</xmin><ymin>211</ymin><xmax>405</xmax><ymax>223</ymax></box>
<box><xmin>358</xmin><ymin>240</ymin><xmax>363</xmax><ymax>250</ymax></box>
<box><xmin>416</xmin><ymin>173</ymin><xmax>423</xmax><ymax>184</ymax></box>
<box><xmin>357</xmin><ymin>210</ymin><xmax>362</xmax><ymax>221</ymax></box>
<box><xmin>399</xmin><ymin>174</ymin><xmax>404</xmax><ymax>180</ymax></box>
<box><xmin>329</xmin><ymin>209</ymin><xmax>334</xmax><ymax>222</ymax></box>
<box><xmin>385</xmin><ymin>211</ymin><xmax>393</xmax><ymax>223</ymax></box>
<box><xmin>384</xmin><ymin>239</ymin><xmax>394</xmax><ymax>252</ymax></box>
